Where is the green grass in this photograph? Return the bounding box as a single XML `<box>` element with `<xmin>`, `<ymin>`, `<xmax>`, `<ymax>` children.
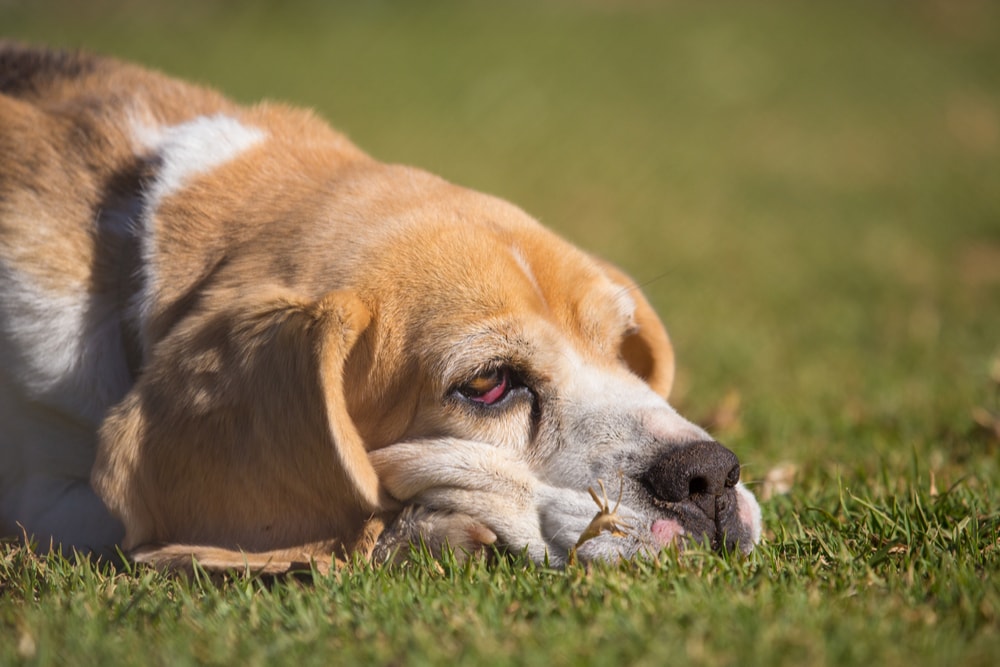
<box><xmin>2</xmin><ymin>0</ymin><xmax>999</xmax><ymax>664</ymax></box>
<box><xmin>2</xmin><ymin>473</ymin><xmax>998</xmax><ymax>666</ymax></box>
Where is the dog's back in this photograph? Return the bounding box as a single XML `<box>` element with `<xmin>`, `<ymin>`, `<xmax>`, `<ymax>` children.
<box><xmin>0</xmin><ymin>44</ymin><xmax>229</xmax><ymax>554</ymax></box>
<box><xmin>1</xmin><ymin>45</ymin><xmax>124</xmax><ymax>552</ymax></box>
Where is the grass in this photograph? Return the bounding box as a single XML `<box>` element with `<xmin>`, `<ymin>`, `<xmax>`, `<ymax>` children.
<box><xmin>2</xmin><ymin>0</ymin><xmax>999</xmax><ymax>664</ymax></box>
<box><xmin>3</xmin><ymin>473</ymin><xmax>997</xmax><ymax>665</ymax></box>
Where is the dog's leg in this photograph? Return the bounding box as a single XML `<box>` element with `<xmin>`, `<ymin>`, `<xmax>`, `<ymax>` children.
<box><xmin>131</xmin><ymin>544</ymin><xmax>317</xmax><ymax>575</ymax></box>
<box><xmin>132</xmin><ymin>509</ymin><xmax>497</xmax><ymax>572</ymax></box>
<box><xmin>129</xmin><ymin>515</ymin><xmax>389</xmax><ymax>576</ymax></box>
<box><xmin>371</xmin><ymin>439</ymin><xmax>570</xmax><ymax>563</ymax></box>
<box><xmin>372</xmin><ymin>506</ymin><xmax>497</xmax><ymax>564</ymax></box>
<box><xmin>131</xmin><ymin>543</ymin><xmax>339</xmax><ymax>576</ymax></box>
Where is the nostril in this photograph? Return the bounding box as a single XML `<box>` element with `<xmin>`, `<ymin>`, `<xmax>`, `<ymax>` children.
<box><xmin>642</xmin><ymin>440</ymin><xmax>741</xmax><ymax>505</ymax></box>
<box><xmin>725</xmin><ymin>462</ymin><xmax>740</xmax><ymax>488</ymax></box>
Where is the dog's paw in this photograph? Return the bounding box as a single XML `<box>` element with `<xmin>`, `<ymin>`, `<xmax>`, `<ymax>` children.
<box><xmin>372</xmin><ymin>506</ymin><xmax>497</xmax><ymax>564</ymax></box>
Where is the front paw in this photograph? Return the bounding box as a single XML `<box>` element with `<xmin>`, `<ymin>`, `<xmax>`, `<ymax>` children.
<box><xmin>372</xmin><ymin>506</ymin><xmax>497</xmax><ymax>564</ymax></box>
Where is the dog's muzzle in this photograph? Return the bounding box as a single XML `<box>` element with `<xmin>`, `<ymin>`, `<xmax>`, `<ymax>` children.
<box><xmin>641</xmin><ymin>440</ymin><xmax>756</xmax><ymax>553</ymax></box>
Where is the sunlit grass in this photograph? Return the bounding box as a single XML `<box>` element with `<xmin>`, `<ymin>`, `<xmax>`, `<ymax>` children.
<box><xmin>2</xmin><ymin>1</ymin><xmax>999</xmax><ymax>664</ymax></box>
<box><xmin>3</xmin><ymin>462</ymin><xmax>997</xmax><ymax>665</ymax></box>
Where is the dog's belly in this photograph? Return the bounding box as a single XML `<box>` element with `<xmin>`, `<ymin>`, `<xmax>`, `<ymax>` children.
<box><xmin>0</xmin><ymin>275</ymin><xmax>131</xmax><ymax>553</ymax></box>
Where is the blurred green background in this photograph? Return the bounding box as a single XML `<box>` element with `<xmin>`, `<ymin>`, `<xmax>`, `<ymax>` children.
<box><xmin>4</xmin><ymin>0</ymin><xmax>999</xmax><ymax>486</ymax></box>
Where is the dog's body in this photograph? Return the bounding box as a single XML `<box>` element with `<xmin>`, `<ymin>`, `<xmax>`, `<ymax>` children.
<box><xmin>0</xmin><ymin>44</ymin><xmax>760</xmax><ymax>570</ymax></box>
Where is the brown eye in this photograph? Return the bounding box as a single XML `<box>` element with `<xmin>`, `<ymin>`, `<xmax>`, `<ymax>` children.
<box><xmin>460</xmin><ymin>368</ymin><xmax>510</xmax><ymax>406</ymax></box>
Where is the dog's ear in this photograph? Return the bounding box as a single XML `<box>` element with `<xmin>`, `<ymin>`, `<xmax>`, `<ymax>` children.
<box><xmin>92</xmin><ymin>287</ymin><xmax>387</xmax><ymax>554</ymax></box>
<box><xmin>596</xmin><ymin>260</ymin><xmax>675</xmax><ymax>398</ymax></box>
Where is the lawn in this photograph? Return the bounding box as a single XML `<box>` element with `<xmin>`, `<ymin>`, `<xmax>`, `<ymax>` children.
<box><xmin>2</xmin><ymin>1</ymin><xmax>999</xmax><ymax>665</ymax></box>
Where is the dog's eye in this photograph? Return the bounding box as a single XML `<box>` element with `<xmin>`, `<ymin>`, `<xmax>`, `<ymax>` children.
<box><xmin>459</xmin><ymin>367</ymin><xmax>512</xmax><ymax>406</ymax></box>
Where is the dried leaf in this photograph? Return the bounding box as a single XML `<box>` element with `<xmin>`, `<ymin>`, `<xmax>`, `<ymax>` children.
<box><xmin>972</xmin><ymin>406</ymin><xmax>1000</xmax><ymax>441</ymax></box>
<box><xmin>990</xmin><ymin>354</ymin><xmax>1000</xmax><ymax>386</ymax></box>
<box><xmin>699</xmin><ymin>388</ymin><xmax>742</xmax><ymax>434</ymax></box>
<box><xmin>17</xmin><ymin>627</ymin><xmax>36</xmax><ymax>660</ymax></box>
<box><xmin>759</xmin><ymin>462</ymin><xmax>798</xmax><ymax>501</ymax></box>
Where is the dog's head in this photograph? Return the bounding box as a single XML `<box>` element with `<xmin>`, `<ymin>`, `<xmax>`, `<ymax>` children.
<box><xmin>331</xmin><ymin>168</ymin><xmax>762</xmax><ymax>563</ymax></box>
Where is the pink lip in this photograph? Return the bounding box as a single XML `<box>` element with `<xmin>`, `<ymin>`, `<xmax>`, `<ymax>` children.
<box><xmin>650</xmin><ymin>518</ymin><xmax>685</xmax><ymax>546</ymax></box>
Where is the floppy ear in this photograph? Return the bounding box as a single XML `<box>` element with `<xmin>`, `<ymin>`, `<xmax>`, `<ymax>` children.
<box><xmin>596</xmin><ymin>259</ymin><xmax>675</xmax><ymax>398</ymax></box>
<box><xmin>92</xmin><ymin>287</ymin><xmax>388</xmax><ymax>557</ymax></box>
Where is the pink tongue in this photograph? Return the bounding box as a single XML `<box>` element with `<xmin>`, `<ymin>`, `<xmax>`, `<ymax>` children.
<box><xmin>651</xmin><ymin>519</ymin><xmax>685</xmax><ymax>546</ymax></box>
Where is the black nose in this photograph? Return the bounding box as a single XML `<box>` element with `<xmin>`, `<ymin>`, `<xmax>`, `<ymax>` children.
<box><xmin>642</xmin><ymin>440</ymin><xmax>741</xmax><ymax>515</ymax></box>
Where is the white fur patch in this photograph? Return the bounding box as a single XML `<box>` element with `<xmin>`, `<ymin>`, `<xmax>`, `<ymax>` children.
<box><xmin>133</xmin><ymin>114</ymin><xmax>266</xmax><ymax>210</ymax></box>
<box><xmin>563</xmin><ymin>346</ymin><xmax>671</xmax><ymax>414</ymax></box>
<box><xmin>0</xmin><ymin>266</ymin><xmax>132</xmax><ymax>424</ymax></box>
<box><xmin>736</xmin><ymin>483</ymin><xmax>763</xmax><ymax>545</ymax></box>
<box><xmin>129</xmin><ymin>114</ymin><xmax>267</xmax><ymax>347</ymax></box>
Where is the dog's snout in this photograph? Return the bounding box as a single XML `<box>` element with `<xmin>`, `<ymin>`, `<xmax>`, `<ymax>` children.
<box><xmin>642</xmin><ymin>440</ymin><xmax>740</xmax><ymax>508</ymax></box>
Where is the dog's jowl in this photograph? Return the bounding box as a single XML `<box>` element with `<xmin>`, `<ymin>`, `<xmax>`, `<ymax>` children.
<box><xmin>0</xmin><ymin>43</ymin><xmax>761</xmax><ymax>571</ymax></box>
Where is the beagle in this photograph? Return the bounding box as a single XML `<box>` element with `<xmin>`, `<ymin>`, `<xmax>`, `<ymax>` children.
<box><xmin>0</xmin><ymin>44</ymin><xmax>761</xmax><ymax>571</ymax></box>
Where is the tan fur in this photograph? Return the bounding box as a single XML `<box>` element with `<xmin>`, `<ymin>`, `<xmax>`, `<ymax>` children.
<box><xmin>1</xmin><ymin>44</ymin><xmax>760</xmax><ymax>570</ymax></box>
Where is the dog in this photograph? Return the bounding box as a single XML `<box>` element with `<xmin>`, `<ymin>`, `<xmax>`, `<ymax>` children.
<box><xmin>0</xmin><ymin>44</ymin><xmax>761</xmax><ymax>572</ymax></box>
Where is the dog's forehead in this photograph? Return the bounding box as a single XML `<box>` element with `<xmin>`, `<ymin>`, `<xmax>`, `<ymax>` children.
<box><xmin>390</xmin><ymin>218</ymin><xmax>634</xmax><ymax>341</ymax></box>
<box><xmin>508</xmin><ymin>242</ymin><xmax>635</xmax><ymax>325</ymax></box>
<box><xmin>338</xmin><ymin>169</ymin><xmax>640</xmax><ymax>365</ymax></box>
<box><xmin>389</xmin><ymin>241</ymin><xmax>636</xmax><ymax>395</ymax></box>
<box><xmin>324</xmin><ymin>165</ymin><xmax>631</xmax><ymax>322</ymax></box>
